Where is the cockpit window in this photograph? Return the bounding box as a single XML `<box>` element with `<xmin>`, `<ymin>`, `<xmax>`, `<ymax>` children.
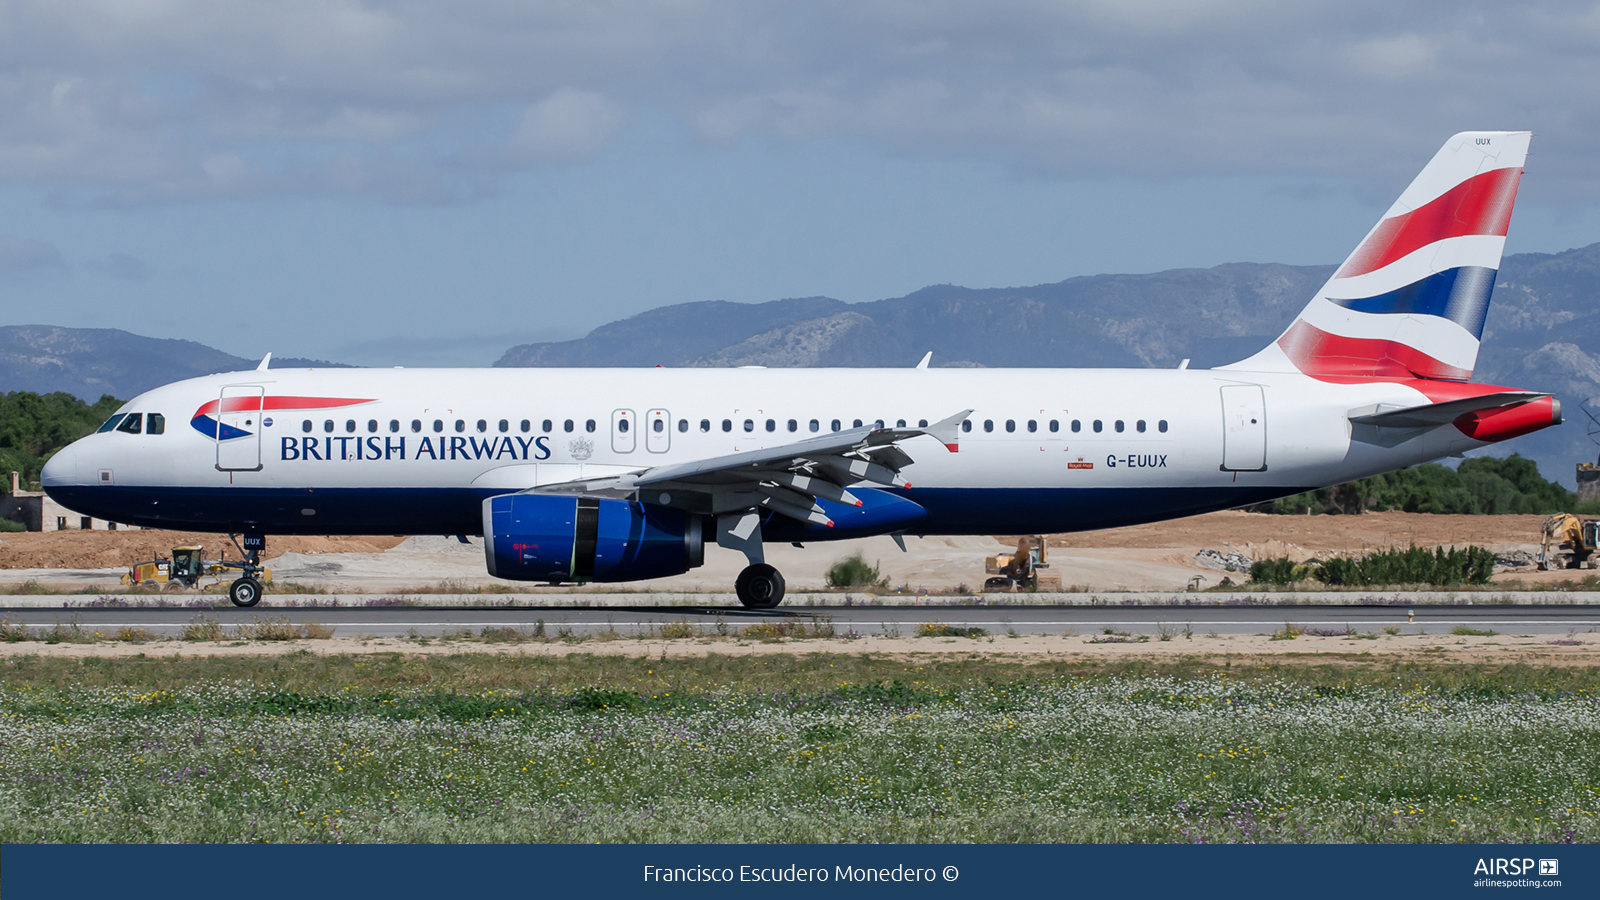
<box><xmin>96</xmin><ymin>414</ymin><xmax>127</xmax><ymax>434</ymax></box>
<box><xmin>115</xmin><ymin>413</ymin><xmax>143</xmax><ymax>435</ymax></box>
<box><xmin>146</xmin><ymin>413</ymin><xmax>165</xmax><ymax>435</ymax></box>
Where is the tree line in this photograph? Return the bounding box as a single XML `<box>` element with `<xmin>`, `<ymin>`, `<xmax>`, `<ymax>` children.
<box><xmin>1266</xmin><ymin>454</ymin><xmax>1597</xmax><ymax>516</ymax></box>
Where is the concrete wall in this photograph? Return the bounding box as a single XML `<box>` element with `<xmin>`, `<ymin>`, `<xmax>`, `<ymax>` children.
<box><xmin>1579</xmin><ymin>463</ymin><xmax>1600</xmax><ymax>504</ymax></box>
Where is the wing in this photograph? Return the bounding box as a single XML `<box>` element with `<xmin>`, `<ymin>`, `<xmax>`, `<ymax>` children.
<box><xmin>529</xmin><ymin>410</ymin><xmax>971</xmax><ymax>528</ymax></box>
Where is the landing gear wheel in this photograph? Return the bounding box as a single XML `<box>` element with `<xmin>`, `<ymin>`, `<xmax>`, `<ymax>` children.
<box><xmin>736</xmin><ymin>564</ymin><xmax>786</xmax><ymax>609</ymax></box>
<box><xmin>229</xmin><ymin>577</ymin><xmax>262</xmax><ymax>608</ymax></box>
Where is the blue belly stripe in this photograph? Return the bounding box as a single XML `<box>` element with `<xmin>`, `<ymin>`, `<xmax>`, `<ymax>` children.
<box><xmin>46</xmin><ymin>484</ymin><xmax>1311</xmax><ymax>541</ymax></box>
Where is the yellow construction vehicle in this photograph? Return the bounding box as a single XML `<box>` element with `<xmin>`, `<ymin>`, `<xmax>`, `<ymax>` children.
<box><xmin>1537</xmin><ymin>514</ymin><xmax>1600</xmax><ymax>570</ymax></box>
<box><xmin>122</xmin><ymin>545</ymin><xmax>273</xmax><ymax>590</ymax></box>
<box><xmin>985</xmin><ymin>536</ymin><xmax>1063</xmax><ymax>591</ymax></box>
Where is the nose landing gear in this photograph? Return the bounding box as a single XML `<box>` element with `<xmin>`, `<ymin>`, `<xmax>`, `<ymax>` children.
<box><xmin>226</xmin><ymin>533</ymin><xmax>267</xmax><ymax>608</ymax></box>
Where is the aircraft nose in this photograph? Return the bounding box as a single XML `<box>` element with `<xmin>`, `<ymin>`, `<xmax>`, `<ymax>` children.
<box><xmin>41</xmin><ymin>443</ymin><xmax>78</xmax><ymax>487</ymax></box>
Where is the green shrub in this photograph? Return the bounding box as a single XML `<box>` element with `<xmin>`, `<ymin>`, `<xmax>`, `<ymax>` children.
<box><xmin>1249</xmin><ymin>557</ymin><xmax>1305</xmax><ymax>585</ymax></box>
<box><xmin>1314</xmin><ymin>544</ymin><xmax>1496</xmax><ymax>586</ymax></box>
<box><xmin>826</xmin><ymin>553</ymin><xmax>886</xmax><ymax>588</ymax></box>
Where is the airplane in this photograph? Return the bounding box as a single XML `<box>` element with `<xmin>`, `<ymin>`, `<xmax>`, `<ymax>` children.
<box><xmin>41</xmin><ymin>131</ymin><xmax>1560</xmax><ymax>609</ymax></box>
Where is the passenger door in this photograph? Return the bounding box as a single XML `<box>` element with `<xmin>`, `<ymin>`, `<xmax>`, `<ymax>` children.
<box><xmin>1220</xmin><ymin>385</ymin><xmax>1267</xmax><ymax>471</ymax></box>
<box><xmin>645</xmin><ymin>408</ymin><xmax>670</xmax><ymax>453</ymax></box>
<box><xmin>216</xmin><ymin>385</ymin><xmax>265</xmax><ymax>472</ymax></box>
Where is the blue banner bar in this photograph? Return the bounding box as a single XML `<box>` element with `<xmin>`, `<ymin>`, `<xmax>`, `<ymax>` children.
<box><xmin>5</xmin><ymin>844</ymin><xmax>1594</xmax><ymax>899</ymax></box>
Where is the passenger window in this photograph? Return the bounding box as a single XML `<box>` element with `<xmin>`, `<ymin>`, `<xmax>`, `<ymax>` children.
<box><xmin>499</xmin><ymin>419</ymin><xmax>509</xmax><ymax>433</ymax></box>
<box><xmin>367</xmin><ymin>420</ymin><xmax>378</xmax><ymax>433</ymax></box>
<box><xmin>1071</xmin><ymin>420</ymin><xmax>1081</xmax><ymax>433</ymax></box>
<box><xmin>433</xmin><ymin>420</ymin><xmax>444</xmax><ymax>433</ymax></box>
<box><xmin>146</xmin><ymin>413</ymin><xmax>165</xmax><ymax>435</ymax></box>
<box><xmin>983</xmin><ymin>420</ymin><xmax>993</xmax><ymax>433</ymax></box>
<box><xmin>1005</xmin><ymin>420</ymin><xmax>1015</xmax><ymax>433</ymax></box>
<box><xmin>918</xmin><ymin>419</ymin><xmax>928</xmax><ymax>428</ymax></box>
<box><xmin>875</xmin><ymin>419</ymin><xmax>885</xmax><ymax>429</ymax></box>
<box><xmin>1093</xmin><ymin>420</ymin><xmax>1102</xmax><ymax>433</ymax></box>
<box><xmin>810</xmin><ymin>419</ymin><xmax>820</xmax><ymax>432</ymax></box>
<box><xmin>97</xmin><ymin>414</ymin><xmax>127</xmax><ymax>433</ymax></box>
<box><xmin>411</xmin><ymin>420</ymin><xmax>422</xmax><ymax>433</ymax></box>
<box><xmin>722</xmin><ymin>419</ymin><xmax>732</xmax><ymax>432</ymax></box>
<box><xmin>618</xmin><ymin>418</ymin><xmax>630</xmax><ymax>433</ymax></box>
<box><xmin>321</xmin><ymin>419</ymin><xmax>332</xmax><ymax>433</ymax></box>
<box><xmin>853</xmin><ymin>419</ymin><xmax>863</xmax><ymax>428</ymax></box>
<box><xmin>896</xmin><ymin>419</ymin><xmax>906</xmax><ymax>428</ymax></box>
<box><xmin>564</xmin><ymin>419</ymin><xmax>574</xmax><ymax>433</ymax></box>
<box><xmin>345</xmin><ymin>420</ymin><xmax>356</xmax><ymax>433</ymax></box>
<box><xmin>1049</xmin><ymin>420</ymin><xmax>1059</xmax><ymax>433</ymax></box>
<box><xmin>390</xmin><ymin>420</ymin><xmax>400</xmax><ymax>433</ymax></box>
<box><xmin>540</xmin><ymin>420</ymin><xmax>550</xmax><ymax>432</ymax></box>
<box><xmin>1027</xmin><ymin>420</ymin><xmax>1036</xmax><ymax>433</ymax></box>
<box><xmin>744</xmin><ymin>419</ymin><xmax>755</xmax><ymax>433</ymax></box>
<box><xmin>455</xmin><ymin>419</ymin><xmax>466</xmax><ymax>433</ymax></box>
<box><xmin>787</xmin><ymin>419</ymin><xmax>797</xmax><ymax>432</ymax></box>
<box><xmin>585</xmin><ymin>419</ymin><xmax>596</xmax><ymax>433</ymax></box>
<box><xmin>1136</xmin><ymin>420</ymin><xmax>1146</xmax><ymax>433</ymax></box>
<box><xmin>700</xmin><ymin>419</ymin><xmax>710</xmax><ymax>432</ymax></box>
<box><xmin>653</xmin><ymin>419</ymin><xmax>664</xmax><ymax>433</ymax></box>
<box><xmin>521</xmin><ymin>420</ymin><xmax>531</xmax><ymax>433</ymax></box>
<box><xmin>116</xmin><ymin>413</ymin><xmax>143</xmax><ymax>434</ymax></box>
<box><xmin>961</xmin><ymin>420</ymin><xmax>971</xmax><ymax>433</ymax></box>
<box><xmin>831</xmin><ymin>419</ymin><xmax>841</xmax><ymax>432</ymax></box>
<box><xmin>1115</xmin><ymin>420</ymin><xmax>1125</xmax><ymax>433</ymax></box>
<box><xmin>676</xmin><ymin>419</ymin><xmax>687</xmax><ymax>433</ymax></box>
<box><xmin>765</xmin><ymin>419</ymin><xmax>775</xmax><ymax>432</ymax></box>
<box><xmin>1159</xmin><ymin>420</ymin><xmax>1169</xmax><ymax>433</ymax></box>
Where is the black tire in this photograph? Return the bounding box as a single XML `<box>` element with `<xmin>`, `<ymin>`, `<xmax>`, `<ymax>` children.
<box><xmin>735</xmin><ymin>564</ymin><xmax>785</xmax><ymax>609</ymax></box>
<box><xmin>229</xmin><ymin>577</ymin><xmax>262</xmax><ymax>608</ymax></box>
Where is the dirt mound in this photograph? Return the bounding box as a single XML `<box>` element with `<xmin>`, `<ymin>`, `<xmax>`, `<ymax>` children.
<box><xmin>0</xmin><ymin>531</ymin><xmax>406</xmax><ymax>570</ymax></box>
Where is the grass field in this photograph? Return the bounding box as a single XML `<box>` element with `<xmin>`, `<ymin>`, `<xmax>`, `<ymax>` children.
<box><xmin>0</xmin><ymin>653</ymin><xmax>1595</xmax><ymax>843</ymax></box>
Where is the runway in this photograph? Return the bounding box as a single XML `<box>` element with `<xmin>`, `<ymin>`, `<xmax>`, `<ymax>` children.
<box><xmin>3</xmin><ymin>604</ymin><xmax>1597</xmax><ymax>637</ymax></box>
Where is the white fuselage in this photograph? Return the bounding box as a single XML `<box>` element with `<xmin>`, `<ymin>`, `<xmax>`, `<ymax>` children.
<box><xmin>42</xmin><ymin>365</ymin><xmax>1491</xmax><ymax>540</ymax></box>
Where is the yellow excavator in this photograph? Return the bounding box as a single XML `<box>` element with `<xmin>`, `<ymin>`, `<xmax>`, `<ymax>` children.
<box><xmin>1537</xmin><ymin>514</ymin><xmax>1600</xmax><ymax>570</ymax></box>
<box><xmin>985</xmin><ymin>536</ymin><xmax>1063</xmax><ymax>591</ymax></box>
<box><xmin>122</xmin><ymin>545</ymin><xmax>273</xmax><ymax>591</ymax></box>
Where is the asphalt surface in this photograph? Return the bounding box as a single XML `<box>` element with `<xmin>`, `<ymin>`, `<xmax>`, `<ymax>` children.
<box><xmin>3</xmin><ymin>604</ymin><xmax>1598</xmax><ymax>637</ymax></box>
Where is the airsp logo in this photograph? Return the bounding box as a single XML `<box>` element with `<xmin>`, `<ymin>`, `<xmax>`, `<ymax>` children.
<box><xmin>1540</xmin><ymin>859</ymin><xmax>1559</xmax><ymax>876</ymax></box>
<box><xmin>568</xmin><ymin>437</ymin><xmax>594</xmax><ymax>461</ymax></box>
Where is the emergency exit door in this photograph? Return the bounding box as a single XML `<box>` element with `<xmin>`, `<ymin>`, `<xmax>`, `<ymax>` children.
<box><xmin>1220</xmin><ymin>385</ymin><xmax>1267</xmax><ymax>472</ymax></box>
<box><xmin>216</xmin><ymin>385</ymin><xmax>265</xmax><ymax>472</ymax></box>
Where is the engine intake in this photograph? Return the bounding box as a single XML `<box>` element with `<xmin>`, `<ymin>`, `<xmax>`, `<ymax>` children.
<box><xmin>483</xmin><ymin>494</ymin><xmax>703</xmax><ymax>583</ymax></box>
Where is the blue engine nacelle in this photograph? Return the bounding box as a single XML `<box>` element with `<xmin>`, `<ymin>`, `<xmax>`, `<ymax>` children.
<box><xmin>482</xmin><ymin>494</ymin><xmax>704</xmax><ymax>583</ymax></box>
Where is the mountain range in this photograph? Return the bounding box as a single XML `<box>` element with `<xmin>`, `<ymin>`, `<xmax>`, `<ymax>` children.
<box><xmin>0</xmin><ymin>326</ymin><xmax>342</xmax><ymax>401</ymax></box>
<box><xmin>6</xmin><ymin>242</ymin><xmax>1600</xmax><ymax>486</ymax></box>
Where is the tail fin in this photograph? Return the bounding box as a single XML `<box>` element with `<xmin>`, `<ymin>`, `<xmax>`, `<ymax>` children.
<box><xmin>1225</xmin><ymin>131</ymin><xmax>1530</xmax><ymax>381</ymax></box>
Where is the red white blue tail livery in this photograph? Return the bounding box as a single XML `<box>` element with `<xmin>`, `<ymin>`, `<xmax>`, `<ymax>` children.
<box><xmin>1230</xmin><ymin>131</ymin><xmax>1528</xmax><ymax>382</ymax></box>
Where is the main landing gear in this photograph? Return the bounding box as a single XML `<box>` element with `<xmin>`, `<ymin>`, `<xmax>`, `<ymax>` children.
<box><xmin>736</xmin><ymin>563</ymin><xmax>785</xmax><ymax>610</ymax></box>
<box><xmin>226</xmin><ymin>533</ymin><xmax>268</xmax><ymax>608</ymax></box>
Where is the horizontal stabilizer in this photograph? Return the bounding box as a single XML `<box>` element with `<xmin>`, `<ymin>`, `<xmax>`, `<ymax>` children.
<box><xmin>1348</xmin><ymin>391</ymin><xmax>1547</xmax><ymax>429</ymax></box>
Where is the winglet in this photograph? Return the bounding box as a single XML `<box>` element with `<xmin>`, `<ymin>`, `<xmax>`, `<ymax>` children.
<box><xmin>915</xmin><ymin>351</ymin><xmax>933</xmax><ymax>370</ymax></box>
<box><xmin>927</xmin><ymin>409</ymin><xmax>972</xmax><ymax>453</ymax></box>
<box><xmin>256</xmin><ymin>353</ymin><xmax>272</xmax><ymax>371</ymax></box>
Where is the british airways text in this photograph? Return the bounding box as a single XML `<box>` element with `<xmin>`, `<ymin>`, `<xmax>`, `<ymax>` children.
<box><xmin>280</xmin><ymin>436</ymin><xmax>553</xmax><ymax>462</ymax></box>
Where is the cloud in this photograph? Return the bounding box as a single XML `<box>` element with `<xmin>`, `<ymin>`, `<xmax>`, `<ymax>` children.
<box><xmin>0</xmin><ymin>1</ymin><xmax>1594</xmax><ymax>204</ymax></box>
<box><xmin>0</xmin><ymin>235</ymin><xmax>63</xmax><ymax>272</ymax></box>
<box><xmin>509</xmin><ymin>88</ymin><xmax>625</xmax><ymax>160</ymax></box>
<box><xmin>83</xmin><ymin>252</ymin><xmax>151</xmax><ymax>281</ymax></box>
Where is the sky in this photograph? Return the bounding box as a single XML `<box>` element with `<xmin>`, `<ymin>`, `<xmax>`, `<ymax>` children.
<box><xmin>3</xmin><ymin>0</ymin><xmax>1600</xmax><ymax>366</ymax></box>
